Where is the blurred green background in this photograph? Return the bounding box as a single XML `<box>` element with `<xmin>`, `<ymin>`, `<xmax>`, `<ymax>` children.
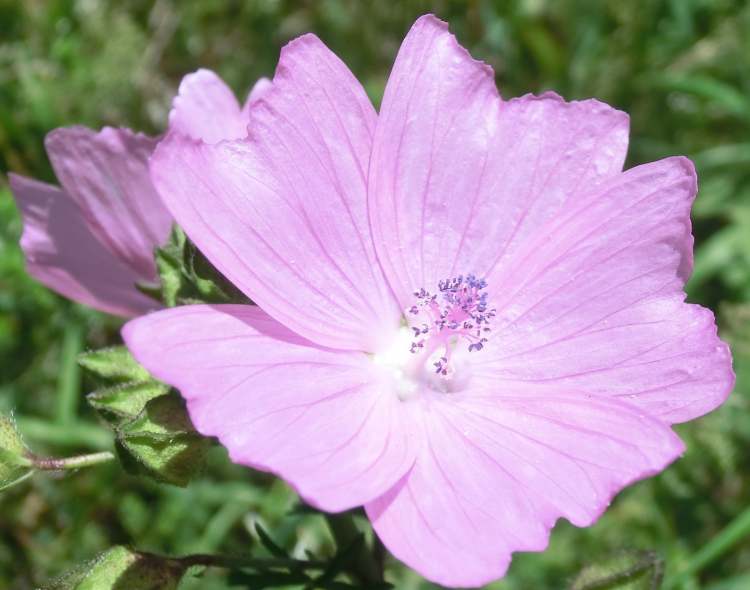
<box><xmin>1</xmin><ymin>0</ymin><xmax>749</xmax><ymax>588</ymax></box>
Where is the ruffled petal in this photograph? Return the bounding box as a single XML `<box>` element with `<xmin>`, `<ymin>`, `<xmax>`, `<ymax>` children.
<box><xmin>368</xmin><ymin>15</ymin><xmax>629</xmax><ymax>309</ymax></box>
<box><xmin>366</xmin><ymin>392</ymin><xmax>683</xmax><ymax>587</ymax></box>
<box><xmin>241</xmin><ymin>77</ymin><xmax>272</xmax><ymax>119</ymax></box>
<box><xmin>45</xmin><ymin>126</ymin><xmax>172</xmax><ymax>280</ymax></box>
<box><xmin>123</xmin><ymin>305</ymin><xmax>416</xmax><ymax>511</ymax></box>
<box><xmin>477</xmin><ymin>157</ymin><xmax>734</xmax><ymax>423</ymax></box>
<box><xmin>9</xmin><ymin>174</ymin><xmax>157</xmax><ymax>317</ymax></box>
<box><xmin>151</xmin><ymin>35</ymin><xmax>400</xmax><ymax>351</ymax></box>
<box><xmin>169</xmin><ymin>69</ymin><xmax>248</xmax><ymax>142</ymax></box>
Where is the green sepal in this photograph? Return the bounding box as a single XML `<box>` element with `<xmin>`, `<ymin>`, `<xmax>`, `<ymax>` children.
<box><xmin>154</xmin><ymin>225</ymin><xmax>188</xmax><ymax>308</ymax></box>
<box><xmin>81</xmin><ymin>345</ymin><xmax>209</xmax><ymax>486</ymax></box>
<box><xmin>134</xmin><ymin>280</ymin><xmax>163</xmax><ymax>303</ymax></box>
<box><xmin>0</xmin><ymin>413</ymin><xmax>33</xmax><ymax>491</ymax></box>
<box><xmin>119</xmin><ymin>394</ymin><xmax>195</xmax><ymax>437</ymax></box>
<box><xmin>570</xmin><ymin>550</ymin><xmax>664</xmax><ymax>590</ymax></box>
<box><xmin>155</xmin><ymin>225</ymin><xmax>248</xmax><ymax>307</ymax></box>
<box><xmin>87</xmin><ymin>380</ymin><xmax>170</xmax><ymax>425</ymax></box>
<box><xmin>78</xmin><ymin>346</ymin><xmax>150</xmax><ymax>385</ymax></box>
<box><xmin>116</xmin><ymin>393</ymin><xmax>209</xmax><ymax>487</ymax></box>
<box><xmin>41</xmin><ymin>545</ymin><xmax>187</xmax><ymax>590</ymax></box>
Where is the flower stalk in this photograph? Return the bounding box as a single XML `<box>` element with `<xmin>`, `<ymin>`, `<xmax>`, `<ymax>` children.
<box><xmin>26</xmin><ymin>450</ymin><xmax>115</xmax><ymax>471</ymax></box>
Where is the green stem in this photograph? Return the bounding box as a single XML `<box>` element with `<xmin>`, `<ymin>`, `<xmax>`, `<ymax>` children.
<box><xmin>30</xmin><ymin>451</ymin><xmax>115</xmax><ymax>471</ymax></box>
<box><xmin>178</xmin><ymin>553</ymin><xmax>325</xmax><ymax>571</ymax></box>
<box><xmin>326</xmin><ymin>512</ymin><xmax>383</xmax><ymax>585</ymax></box>
<box><xmin>664</xmin><ymin>504</ymin><xmax>750</xmax><ymax>589</ymax></box>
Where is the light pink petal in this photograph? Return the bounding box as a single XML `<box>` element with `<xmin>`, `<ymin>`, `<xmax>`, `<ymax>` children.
<box><xmin>151</xmin><ymin>35</ymin><xmax>400</xmax><ymax>351</ymax></box>
<box><xmin>368</xmin><ymin>15</ymin><xmax>629</xmax><ymax>309</ymax></box>
<box><xmin>45</xmin><ymin>126</ymin><xmax>172</xmax><ymax>280</ymax></box>
<box><xmin>169</xmin><ymin>69</ymin><xmax>247</xmax><ymax>142</ymax></box>
<box><xmin>123</xmin><ymin>304</ymin><xmax>416</xmax><ymax>511</ymax></box>
<box><xmin>241</xmin><ymin>77</ymin><xmax>273</xmax><ymax>119</ymax></box>
<box><xmin>9</xmin><ymin>174</ymin><xmax>157</xmax><ymax>317</ymax></box>
<box><xmin>367</xmin><ymin>392</ymin><xmax>683</xmax><ymax>587</ymax></box>
<box><xmin>477</xmin><ymin>157</ymin><xmax>734</xmax><ymax>424</ymax></box>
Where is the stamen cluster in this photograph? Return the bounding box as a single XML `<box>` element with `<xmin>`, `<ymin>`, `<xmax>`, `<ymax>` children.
<box><xmin>408</xmin><ymin>274</ymin><xmax>496</xmax><ymax>375</ymax></box>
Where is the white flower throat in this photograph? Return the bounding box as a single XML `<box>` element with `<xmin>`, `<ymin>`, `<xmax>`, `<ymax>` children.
<box><xmin>374</xmin><ymin>275</ymin><xmax>495</xmax><ymax>400</ymax></box>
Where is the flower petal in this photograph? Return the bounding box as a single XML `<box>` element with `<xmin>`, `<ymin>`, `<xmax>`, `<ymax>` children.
<box><xmin>368</xmin><ymin>15</ymin><xmax>628</xmax><ymax>308</ymax></box>
<box><xmin>169</xmin><ymin>69</ymin><xmax>249</xmax><ymax>142</ymax></box>
<box><xmin>151</xmin><ymin>35</ymin><xmax>400</xmax><ymax>351</ymax></box>
<box><xmin>366</xmin><ymin>392</ymin><xmax>683</xmax><ymax>587</ymax></box>
<box><xmin>123</xmin><ymin>304</ymin><xmax>416</xmax><ymax>511</ymax></box>
<box><xmin>9</xmin><ymin>174</ymin><xmax>156</xmax><ymax>317</ymax></box>
<box><xmin>241</xmin><ymin>77</ymin><xmax>273</xmax><ymax>119</ymax></box>
<box><xmin>45</xmin><ymin>126</ymin><xmax>172</xmax><ymax>280</ymax></box>
<box><xmin>478</xmin><ymin>157</ymin><xmax>734</xmax><ymax>423</ymax></box>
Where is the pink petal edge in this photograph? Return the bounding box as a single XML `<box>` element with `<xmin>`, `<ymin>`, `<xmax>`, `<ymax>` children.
<box><xmin>169</xmin><ymin>68</ymin><xmax>248</xmax><ymax>142</ymax></box>
<box><xmin>9</xmin><ymin>173</ymin><xmax>157</xmax><ymax>317</ymax></box>
<box><xmin>123</xmin><ymin>304</ymin><xmax>417</xmax><ymax>511</ymax></box>
<box><xmin>479</xmin><ymin>157</ymin><xmax>734</xmax><ymax>424</ymax></box>
<box><xmin>150</xmin><ymin>34</ymin><xmax>401</xmax><ymax>352</ymax></box>
<box><xmin>368</xmin><ymin>15</ymin><xmax>630</xmax><ymax>311</ymax></box>
<box><xmin>45</xmin><ymin>126</ymin><xmax>172</xmax><ymax>280</ymax></box>
<box><xmin>366</xmin><ymin>391</ymin><xmax>684</xmax><ymax>587</ymax></box>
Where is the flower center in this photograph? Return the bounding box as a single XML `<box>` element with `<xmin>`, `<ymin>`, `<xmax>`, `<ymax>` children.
<box><xmin>373</xmin><ymin>275</ymin><xmax>495</xmax><ymax>400</ymax></box>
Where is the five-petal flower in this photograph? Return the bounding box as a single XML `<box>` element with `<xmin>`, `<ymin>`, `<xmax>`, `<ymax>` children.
<box><xmin>123</xmin><ymin>15</ymin><xmax>734</xmax><ymax>587</ymax></box>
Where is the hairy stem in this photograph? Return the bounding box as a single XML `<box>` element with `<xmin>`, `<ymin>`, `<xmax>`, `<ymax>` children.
<box><xmin>30</xmin><ymin>451</ymin><xmax>115</xmax><ymax>471</ymax></box>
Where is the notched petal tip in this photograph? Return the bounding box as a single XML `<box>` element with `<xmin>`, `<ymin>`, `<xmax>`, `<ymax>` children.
<box><xmin>180</xmin><ymin>67</ymin><xmax>224</xmax><ymax>87</ymax></box>
<box><xmin>279</xmin><ymin>31</ymin><xmax>326</xmax><ymax>53</ymax></box>
<box><xmin>168</xmin><ymin>68</ymin><xmax>250</xmax><ymax>143</ymax></box>
<box><xmin>512</xmin><ymin>90</ymin><xmax>630</xmax><ymax>121</ymax></box>
<box><xmin>170</xmin><ymin>68</ymin><xmax>225</xmax><ymax>113</ymax></box>
<box><xmin>45</xmin><ymin>125</ymin><xmax>156</xmax><ymax>154</ymax></box>
<box><xmin>410</xmin><ymin>13</ymin><xmax>497</xmax><ymax>88</ymax></box>
<box><xmin>670</xmin><ymin>155</ymin><xmax>698</xmax><ymax>193</ymax></box>
<box><xmin>245</xmin><ymin>77</ymin><xmax>272</xmax><ymax>104</ymax></box>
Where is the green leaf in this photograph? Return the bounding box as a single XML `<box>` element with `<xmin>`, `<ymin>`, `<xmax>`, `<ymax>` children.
<box><xmin>570</xmin><ymin>550</ymin><xmax>664</xmax><ymax>590</ymax></box>
<box><xmin>0</xmin><ymin>413</ymin><xmax>33</xmax><ymax>491</ymax></box>
<box><xmin>646</xmin><ymin>73</ymin><xmax>750</xmax><ymax>120</ymax></box>
<box><xmin>41</xmin><ymin>545</ymin><xmax>187</xmax><ymax>590</ymax></box>
<box><xmin>87</xmin><ymin>381</ymin><xmax>170</xmax><ymax>424</ymax></box>
<box><xmin>78</xmin><ymin>346</ymin><xmax>151</xmax><ymax>385</ymax></box>
<box><xmin>116</xmin><ymin>394</ymin><xmax>209</xmax><ymax>486</ymax></box>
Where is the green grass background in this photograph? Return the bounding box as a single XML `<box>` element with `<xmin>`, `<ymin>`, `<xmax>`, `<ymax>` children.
<box><xmin>1</xmin><ymin>1</ymin><xmax>749</xmax><ymax>588</ymax></box>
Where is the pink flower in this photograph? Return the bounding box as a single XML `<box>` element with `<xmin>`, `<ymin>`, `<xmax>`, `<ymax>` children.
<box><xmin>9</xmin><ymin>70</ymin><xmax>270</xmax><ymax>317</ymax></box>
<box><xmin>124</xmin><ymin>15</ymin><xmax>734</xmax><ymax>587</ymax></box>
